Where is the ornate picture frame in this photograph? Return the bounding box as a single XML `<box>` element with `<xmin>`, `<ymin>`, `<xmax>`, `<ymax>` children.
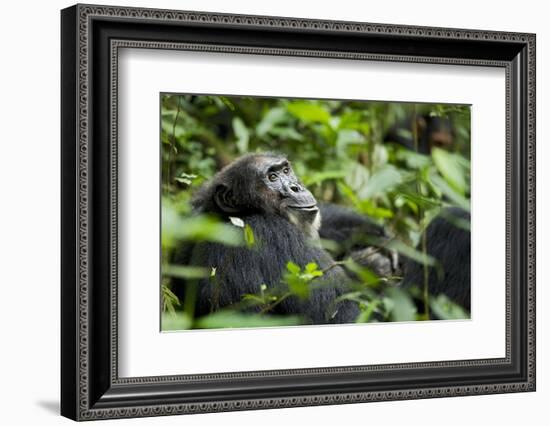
<box><xmin>61</xmin><ymin>4</ymin><xmax>535</xmax><ymax>420</ymax></box>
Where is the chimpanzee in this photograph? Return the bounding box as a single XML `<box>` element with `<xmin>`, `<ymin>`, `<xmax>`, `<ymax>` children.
<box><xmin>384</xmin><ymin>114</ymin><xmax>454</xmax><ymax>154</ymax></box>
<box><xmin>173</xmin><ymin>153</ymin><xmax>360</xmax><ymax>324</ymax></box>
<box><xmin>320</xmin><ymin>203</ymin><xmax>471</xmax><ymax>312</ymax></box>
<box><xmin>400</xmin><ymin>208</ymin><xmax>471</xmax><ymax>311</ymax></box>
<box><xmin>173</xmin><ymin>153</ymin><xmax>470</xmax><ymax>324</ymax></box>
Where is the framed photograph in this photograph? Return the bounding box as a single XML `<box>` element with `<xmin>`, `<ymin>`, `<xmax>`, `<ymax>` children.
<box><xmin>61</xmin><ymin>4</ymin><xmax>536</xmax><ymax>421</ymax></box>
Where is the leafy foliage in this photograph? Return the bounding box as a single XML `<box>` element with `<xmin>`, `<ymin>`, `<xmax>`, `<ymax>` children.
<box><xmin>160</xmin><ymin>94</ymin><xmax>471</xmax><ymax>330</ymax></box>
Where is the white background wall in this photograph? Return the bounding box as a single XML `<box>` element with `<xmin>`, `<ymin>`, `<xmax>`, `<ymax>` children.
<box><xmin>0</xmin><ymin>0</ymin><xmax>546</xmax><ymax>424</ymax></box>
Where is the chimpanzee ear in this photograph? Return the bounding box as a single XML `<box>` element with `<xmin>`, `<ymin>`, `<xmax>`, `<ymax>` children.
<box><xmin>213</xmin><ymin>184</ymin><xmax>240</xmax><ymax>213</ymax></box>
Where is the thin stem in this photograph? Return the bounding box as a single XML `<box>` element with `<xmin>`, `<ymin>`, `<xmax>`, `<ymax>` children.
<box><xmin>421</xmin><ymin>226</ymin><xmax>430</xmax><ymax>318</ymax></box>
<box><xmin>167</xmin><ymin>96</ymin><xmax>182</xmax><ymax>185</ymax></box>
<box><xmin>412</xmin><ymin>105</ymin><xmax>430</xmax><ymax>319</ymax></box>
<box><xmin>259</xmin><ymin>293</ymin><xmax>291</xmax><ymax>314</ymax></box>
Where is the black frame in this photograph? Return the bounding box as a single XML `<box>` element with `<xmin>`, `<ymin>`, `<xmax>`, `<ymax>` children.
<box><xmin>61</xmin><ymin>4</ymin><xmax>536</xmax><ymax>421</ymax></box>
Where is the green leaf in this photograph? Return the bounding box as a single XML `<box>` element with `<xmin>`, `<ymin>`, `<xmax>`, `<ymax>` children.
<box><xmin>430</xmin><ymin>294</ymin><xmax>470</xmax><ymax>320</ymax></box>
<box><xmin>162</xmin><ymin>207</ymin><xmax>245</xmax><ymax>248</ymax></box>
<box><xmin>286</xmin><ymin>261</ymin><xmax>301</xmax><ymax>274</ymax></box>
<box><xmin>161</xmin><ymin>284</ymin><xmax>181</xmax><ymax>315</ymax></box>
<box><xmin>355</xmin><ymin>300</ymin><xmax>381</xmax><ymax>323</ymax></box>
<box><xmin>386</xmin><ymin>287</ymin><xmax>417</xmax><ymax>322</ymax></box>
<box><xmin>371</xmin><ymin>144</ymin><xmax>389</xmax><ymax>168</ymax></box>
<box><xmin>344</xmin><ymin>163</ymin><xmax>370</xmax><ymax>192</ymax></box>
<box><xmin>174</xmin><ymin>172</ymin><xmax>198</xmax><ymax>186</ymax></box>
<box><xmin>302</xmin><ymin>170</ymin><xmax>347</xmax><ymax>186</ymax></box>
<box><xmin>359</xmin><ymin>165</ymin><xmax>403</xmax><ymax>199</ymax></box>
<box><xmin>430</xmin><ymin>173</ymin><xmax>471</xmax><ymax>211</ymax></box>
<box><xmin>432</xmin><ymin>148</ymin><xmax>467</xmax><ymax>195</ymax></box>
<box><xmin>287</xmin><ymin>102</ymin><xmax>331</xmax><ymax>123</ymax></box>
<box><xmin>194</xmin><ymin>311</ymin><xmax>303</xmax><ymax>329</ymax></box>
<box><xmin>256</xmin><ymin>107</ymin><xmax>287</xmax><ymax>137</ymax></box>
<box><xmin>395</xmin><ymin>189</ymin><xmax>442</xmax><ymax>211</ymax></box>
<box><xmin>161</xmin><ymin>312</ymin><xmax>193</xmax><ymax>331</ymax></box>
<box><xmin>218</xmin><ymin>96</ymin><xmax>236</xmax><ymax>111</ymax></box>
<box><xmin>385</xmin><ymin>239</ymin><xmax>439</xmax><ymax>268</ymax></box>
<box><xmin>336</xmin><ymin>129</ymin><xmax>364</xmax><ymax>156</ymax></box>
<box><xmin>244</xmin><ymin>223</ymin><xmax>255</xmax><ymax>247</ymax></box>
<box><xmin>232</xmin><ymin>117</ymin><xmax>249</xmax><ymax>154</ymax></box>
<box><xmin>396</xmin><ymin>149</ymin><xmax>431</xmax><ymax>169</ymax></box>
<box><xmin>286</xmin><ymin>274</ymin><xmax>310</xmax><ymax>299</ymax></box>
<box><xmin>359</xmin><ymin>235</ymin><xmax>439</xmax><ymax>269</ymax></box>
<box><xmin>162</xmin><ymin>265</ymin><xmax>211</xmax><ymax>279</ymax></box>
<box><xmin>438</xmin><ymin>209</ymin><xmax>471</xmax><ymax>232</ymax></box>
<box><xmin>268</xmin><ymin>126</ymin><xmax>304</xmax><ymax>141</ymax></box>
<box><xmin>342</xmin><ymin>258</ymin><xmax>380</xmax><ymax>287</ymax></box>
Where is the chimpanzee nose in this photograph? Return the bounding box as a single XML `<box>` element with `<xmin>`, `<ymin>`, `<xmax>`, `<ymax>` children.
<box><xmin>289</xmin><ymin>184</ymin><xmax>301</xmax><ymax>193</ymax></box>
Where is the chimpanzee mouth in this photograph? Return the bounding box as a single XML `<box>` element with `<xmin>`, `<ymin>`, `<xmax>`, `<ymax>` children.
<box><xmin>288</xmin><ymin>204</ymin><xmax>318</xmax><ymax>211</ymax></box>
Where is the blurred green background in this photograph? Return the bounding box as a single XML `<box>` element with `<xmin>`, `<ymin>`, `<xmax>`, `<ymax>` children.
<box><xmin>160</xmin><ymin>94</ymin><xmax>471</xmax><ymax>331</ymax></box>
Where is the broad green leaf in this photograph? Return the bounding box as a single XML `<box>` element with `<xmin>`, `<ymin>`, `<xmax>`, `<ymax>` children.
<box><xmin>336</xmin><ymin>129</ymin><xmax>364</xmax><ymax>156</ymax></box>
<box><xmin>438</xmin><ymin>209</ymin><xmax>471</xmax><ymax>232</ymax></box>
<box><xmin>287</xmin><ymin>102</ymin><xmax>331</xmax><ymax>123</ymax></box>
<box><xmin>396</xmin><ymin>149</ymin><xmax>431</xmax><ymax>169</ymax></box>
<box><xmin>232</xmin><ymin>117</ymin><xmax>249</xmax><ymax>154</ymax></box>
<box><xmin>302</xmin><ymin>170</ymin><xmax>347</xmax><ymax>186</ymax></box>
<box><xmin>344</xmin><ymin>163</ymin><xmax>370</xmax><ymax>192</ymax></box>
<box><xmin>161</xmin><ymin>205</ymin><xmax>244</xmax><ymax>248</ymax></box>
<box><xmin>430</xmin><ymin>173</ymin><xmax>471</xmax><ymax>211</ymax></box>
<box><xmin>371</xmin><ymin>144</ymin><xmax>389</xmax><ymax>168</ymax></box>
<box><xmin>256</xmin><ymin>107</ymin><xmax>287</xmax><ymax>136</ymax></box>
<box><xmin>268</xmin><ymin>126</ymin><xmax>304</xmax><ymax>141</ymax></box>
<box><xmin>342</xmin><ymin>258</ymin><xmax>380</xmax><ymax>287</ymax></box>
<box><xmin>386</xmin><ymin>287</ymin><xmax>417</xmax><ymax>322</ymax></box>
<box><xmin>430</xmin><ymin>294</ymin><xmax>470</xmax><ymax>320</ymax></box>
<box><xmin>432</xmin><ymin>148</ymin><xmax>467</xmax><ymax>195</ymax></box>
<box><xmin>359</xmin><ymin>165</ymin><xmax>403</xmax><ymax>199</ymax></box>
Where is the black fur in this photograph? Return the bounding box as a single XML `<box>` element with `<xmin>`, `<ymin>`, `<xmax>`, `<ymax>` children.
<box><xmin>318</xmin><ymin>203</ymin><xmax>386</xmax><ymax>251</ymax></box>
<box><xmin>401</xmin><ymin>208</ymin><xmax>471</xmax><ymax>310</ymax></box>
<box><xmin>178</xmin><ymin>213</ymin><xmax>359</xmax><ymax>324</ymax></box>
<box><xmin>318</xmin><ymin>203</ymin><xmax>400</xmax><ymax>277</ymax></box>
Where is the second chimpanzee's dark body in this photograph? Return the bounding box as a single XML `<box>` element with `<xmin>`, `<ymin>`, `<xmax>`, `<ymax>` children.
<box><xmin>173</xmin><ymin>153</ymin><xmax>470</xmax><ymax>324</ymax></box>
<box><xmin>401</xmin><ymin>208</ymin><xmax>471</xmax><ymax>311</ymax></box>
<box><xmin>384</xmin><ymin>114</ymin><xmax>454</xmax><ymax>154</ymax></box>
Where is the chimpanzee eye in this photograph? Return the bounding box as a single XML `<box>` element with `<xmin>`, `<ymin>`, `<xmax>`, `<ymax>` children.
<box><xmin>268</xmin><ymin>173</ymin><xmax>278</xmax><ymax>182</ymax></box>
<box><xmin>283</xmin><ymin>167</ymin><xmax>290</xmax><ymax>174</ymax></box>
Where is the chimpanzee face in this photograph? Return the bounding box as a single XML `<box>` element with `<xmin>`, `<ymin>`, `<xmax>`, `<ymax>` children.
<box><xmin>258</xmin><ymin>157</ymin><xmax>317</xmax><ymax>211</ymax></box>
<box><xmin>256</xmin><ymin>155</ymin><xmax>320</xmax><ymax>234</ymax></box>
<box><xmin>208</xmin><ymin>154</ymin><xmax>320</xmax><ymax>234</ymax></box>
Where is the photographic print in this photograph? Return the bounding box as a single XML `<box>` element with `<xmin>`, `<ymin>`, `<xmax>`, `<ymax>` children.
<box><xmin>160</xmin><ymin>94</ymin><xmax>471</xmax><ymax>331</ymax></box>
